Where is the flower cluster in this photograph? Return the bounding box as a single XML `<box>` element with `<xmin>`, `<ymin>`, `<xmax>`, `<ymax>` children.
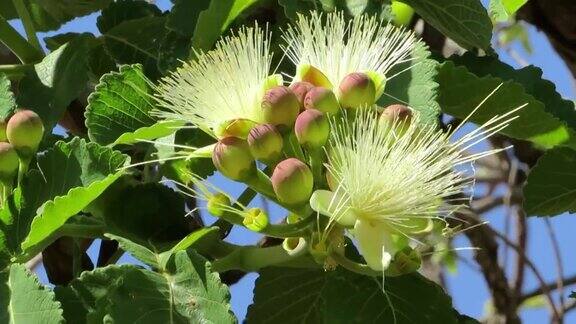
<box><xmin>154</xmin><ymin>12</ymin><xmax>516</xmax><ymax>274</ymax></box>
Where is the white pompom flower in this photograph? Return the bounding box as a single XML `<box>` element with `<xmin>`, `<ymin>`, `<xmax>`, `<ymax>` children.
<box><xmin>154</xmin><ymin>24</ymin><xmax>282</xmax><ymax>138</ymax></box>
<box><xmin>282</xmin><ymin>11</ymin><xmax>419</xmax><ymax>101</ymax></box>
<box><xmin>311</xmin><ymin>105</ymin><xmax>521</xmax><ymax>271</ymax></box>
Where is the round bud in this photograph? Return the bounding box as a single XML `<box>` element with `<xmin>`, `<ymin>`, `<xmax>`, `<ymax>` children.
<box><xmin>214</xmin><ymin>118</ymin><xmax>257</xmax><ymax>139</ymax></box>
<box><xmin>242</xmin><ymin>208</ymin><xmax>269</xmax><ymax>232</ymax></box>
<box><xmin>380</xmin><ymin>104</ymin><xmax>413</xmax><ymax>124</ymax></box>
<box><xmin>271</xmin><ymin>158</ymin><xmax>313</xmax><ymax>206</ymax></box>
<box><xmin>0</xmin><ymin>142</ymin><xmax>19</xmax><ymax>181</ymax></box>
<box><xmin>261</xmin><ymin>86</ymin><xmax>300</xmax><ymax>130</ymax></box>
<box><xmin>304</xmin><ymin>87</ymin><xmax>340</xmax><ymax>115</ymax></box>
<box><xmin>0</xmin><ymin>121</ymin><xmax>7</xmax><ymax>142</ymax></box>
<box><xmin>212</xmin><ymin>137</ymin><xmax>255</xmax><ymax>181</ymax></box>
<box><xmin>289</xmin><ymin>81</ymin><xmax>314</xmax><ymax>110</ymax></box>
<box><xmin>338</xmin><ymin>72</ymin><xmax>376</xmax><ymax>109</ymax></box>
<box><xmin>207</xmin><ymin>193</ymin><xmax>231</xmax><ymax>217</ymax></box>
<box><xmin>247</xmin><ymin>124</ymin><xmax>283</xmax><ymax>163</ymax></box>
<box><xmin>294</xmin><ymin>109</ymin><xmax>329</xmax><ymax>148</ymax></box>
<box><xmin>6</xmin><ymin>110</ymin><xmax>44</xmax><ymax>158</ymax></box>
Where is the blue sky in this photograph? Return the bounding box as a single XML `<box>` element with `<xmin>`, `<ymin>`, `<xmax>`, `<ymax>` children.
<box><xmin>9</xmin><ymin>1</ymin><xmax>576</xmax><ymax>322</ymax></box>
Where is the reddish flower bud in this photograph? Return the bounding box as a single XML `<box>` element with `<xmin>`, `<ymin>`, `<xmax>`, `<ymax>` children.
<box><xmin>289</xmin><ymin>81</ymin><xmax>314</xmax><ymax>110</ymax></box>
<box><xmin>247</xmin><ymin>124</ymin><xmax>283</xmax><ymax>163</ymax></box>
<box><xmin>0</xmin><ymin>142</ymin><xmax>19</xmax><ymax>181</ymax></box>
<box><xmin>271</xmin><ymin>158</ymin><xmax>313</xmax><ymax>205</ymax></box>
<box><xmin>380</xmin><ymin>104</ymin><xmax>413</xmax><ymax>124</ymax></box>
<box><xmin>338</xmin><ymin>72</ymin><xmax>376</xmax><ymax>109</ymax></box>
<box><xmin>6</xmin><ymin>110</ymin><xmax>44</xmax><ymax>158</ymax></box>
<box><xmin>304</xmin><ymin>87</ymin><xmax>340</xmax><ymax>115</ymax></box>
<box><xmin>212</xmin><ymin>137</ymin><xmax>255</xmax><ymax>181</ymax></box>
<box><xmin>295</xmin><ymin>109</ymin><xmax>329</xmax><ymax>148</ymax></box>
<box><xmin>261</xmin><ymin>86</ymin><xmax>300</xmax><ymax>130</ymax></box>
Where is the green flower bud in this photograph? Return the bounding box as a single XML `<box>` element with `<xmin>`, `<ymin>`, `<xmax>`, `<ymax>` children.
<box><xmin>304</xmin><ymin>87</ymin><xmax>340</xmax><ymax>115</ymax></box>
<box><xmin>214</xmin><ymin>118</ymin><xmax>257</xmax><ymax>139</ymax></box>
<box><xmin>212</xmin><ymin>137</ymin><xmax>255</xmax><ymax>181</ymax></box>
<box><xmin>261</xmin><ymin>86</ymin><xmax>300</xmax><ymax>130</ymax></box>
<box><xmin>338</xmin><ymin>72</ymin><xmax>376</xmax><ymax>109</ymax></box>
<box><xmin>289</xmin><ymin>81</ymin><xmax>314</xmax><ymax>110</ymax></box>
<box><xmin>296</xmin><ymin>64</ymin><xmax>332</xmax><ymax>88</ymax></box>
<box><xmin>391</xmin><ymin>1</ymin><xmax>415</xmax><ymax>26</ymax></box>
<box><xmin>247</xmin><ymin>124</ymin><xmax>283</xmax><ymax>164</ymax></box>
<box><xmin>294</xmin><ymin>109</ymin><xmax>329</xmax><ymax>149</ymax></box>
<box><xmin>242</xmin><ymin>208</ymin><xmax>269</xmax><ymax>232</ymax></box>
<box><xmin>385</xmin><ymin>247</ymin><xmax>421</xmax><ymax>277</ymax></box>
<box><xmin>206</xmin><ymin>193</ymin><xmax>231</xmax><ymax>217</ymax></box>
<box><xmin>0</xmin><ymin>121</ymin><xmax>7</xmax><ymax>142</ymax></box>
<box><xmin>0</xmin><ymin>142</ymin><xmax>19</xmax><ymax>181</ymax></box>
<box><xmin>271</xmin><ymin>158</ymin><xmax>313</xmax><ymax>206</ymax></box>
<box><xmin>6</xmin><ymin>110</ymin><xmax>44</xmax><ymax>158</ymax></box>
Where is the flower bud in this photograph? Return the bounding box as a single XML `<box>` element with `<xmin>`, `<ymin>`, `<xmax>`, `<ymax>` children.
<box><xmin>247</xmin><ymin>124</ymin><xmax>283</xmax><ymax>163</ymax></box>
<box><xmin>0</xmin><ymin>142</ymin><xmax>19</xmax><ymax>181</ymax></box>
<box><xmin>206</xmin><ymin>193</ymin><xmax>231</xmax><ymax>217</ymax></box>
<box><xmin>0</xmin><ymin>121</ymin><xmax>7</xmax><ymax>142</ymax></box>
<box><xmin>271</xmin><ymin>158</ymin><xmax>313</xmax><ymax>206</ymax></box>
<box><xmin>304</xmin><ymin>87</ymin><xmax>340</xmax><ymax>115</ymax></box>
<box><xmin>289</xmin><ymin>81</ymin><xmax>314</xmax><ymax>110</ymax></box>
<box><xmin>214</xmin><ymin>118</ymin><xmax>257</xmax><ymax>139</ymax></box>
<box><xmin>379</xmin><ymin>104</ymin><xmax>413</xmax><ymax>136</ymax></box>
<box><xmin>6</xmin><ymin>110</ymin><xmax>44</xmax><ymax>158</ymax></box>
<box><xmin>294</xmin><ymin>109</ymin><xmax>329</xmax><ymax>149</ymax></box>
<box><xmin>212</xmin><ymin>137</ymin><xmax>255</xmax><ymax>181</ymax></box>
<box><xmin>242</xmin><ymin>208</ymin><xmax>269</xmax><ymax>232</ymax></box>
<box><xmin>338</xmin><ymin>72</ymin><xmax>376</xmax><ymax>109</ymax></box>
<box><xmin>385</xmin><ymin>247</ymin><xmax>421</xmax><ymax>277</ymax></box>
<box><xmin>261</xmin><ymin>86</ymin><xmax>300</xmax><ymax>130</ymax></box>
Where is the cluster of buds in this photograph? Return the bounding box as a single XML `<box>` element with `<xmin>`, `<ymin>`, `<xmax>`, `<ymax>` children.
<box><xmin>0</xmin><ymin>110</ymin><xmax>44</xmax><ymax>192</ymax></box>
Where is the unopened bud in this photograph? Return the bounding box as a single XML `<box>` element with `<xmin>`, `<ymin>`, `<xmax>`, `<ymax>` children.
<box><xmin>304</xmin><ymin>87</ymin><xmax>340</xmax><ymax>115</ymax></box>
<box><xmin>296</xmin><ymin>64</ymin><xmax>332</xmax><ymax>88</ymax></box>
<box><xmin>247</xmin><ymin>124</ymin><xmax>283</xmax><ymax>163</ymax></box>
<box><xmin>289</xmin><ymin>81</ymin><xmax>314</xmax><ymax>110</ymax></box>
<box><xmin>338</xmin><ymin>72</ymin><xmax>376</xmax><ymax>109</ymax></box>
<box><xmin>261</xmin><ymin>86</ymin><xmax>300</xmax><ymax>130</ymax></box>
<box><xmin>206</xmin><ymin>193</ymin><xmax>231</xmax><ymax>217</ymax></box>
<box><xmin>243</xmin><ymin>208</ymin><xmax>269</xmax><ymax>232</ymax></box>
<box><xmin>385</xmin><ymin>247</ymin><xmax>421</xmax><ymax>277</ymax></box>
<box><xmin>294</xmin><ymin>109</ymin><xmax>329</xmax><ymax>149</ymax></box>
<box><xmin>271</xmin><ymin>158</ymin><xmax>313</xmax><ymax>206</ymax></box>
<box><xmin>380</xmin><ymin>104</ymin><xmax>413</xmax><ymax>135</ymax></box>
<box><xmin>214</xmin><ymin>118</ymin><xmax>257</xmax><ymax>139</ymax></box>
<box><xmin>0</xmin><ymin>142</ymin><xmax>19</xmax><ymax>181</ymax></box>
<box><xmin>212</xmin><ymin>137</ymin><xmax>255</xmax><ymax>181</ymax></box>
<box><xmin>6</xmin><ymin>110</ymin><xmax>44</xmax><ymax>158</ymax></box>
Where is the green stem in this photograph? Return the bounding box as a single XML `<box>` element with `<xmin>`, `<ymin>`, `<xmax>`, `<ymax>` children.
<box><xmin>0</xmin><ymin>64</ymin><xmax>32</xmax><ymax>79</ymax></box>
<box><xmin>0</xmin><ymin>15</ymin><xmax>42</xmax><ymax>63</ymax></box>
<box><xmin>211</xmin><ymin>242</ymin><xmax>312</xmax><ymax>273</ymax></box>
<box><xmin>330</xmin><ymin>251</ymin><xmax>381</xmax><ymax>277</ymax></box>
<box><xmin>11</xmin><ymin>0</ymin><xmax>42</xmax><ymax>51</ymax></box>
<box><xmin>244</xmin><ymin>169</ymin><xmax>275</xmax><ymax>198</ymax></box>
<box><xmin>17</xmin><ymin>157</ymin><xmax>30</xmax><ymax>185</ymax></box>
<box><xmin>72</xmin><ymin>238</ymin><xmax>82</xmax><ymax>277</ymax></box>
<box><xmin>308</xmin><ymin>148</ymin><xmax>325</xmax><ymax>187</ymax></box>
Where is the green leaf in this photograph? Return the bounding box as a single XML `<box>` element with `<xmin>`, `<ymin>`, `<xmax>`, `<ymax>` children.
<box><xmin>0</xmin><ymin>73</ymin><xmax>16</xmax><ymax>120</ymax></box>
<box><xmin>43</xmin><ymin>32</ymin><xmax>85</xmax><ymax>51</ymax></box>
<box><xmin>278</xmin><ymin>0</ymin><xmax>391</xmax><ymax>20</ymax></box>
<box><xmin>398</xmin><ymin>0</ymin><xmax>492</xmax><ymax>50</ymax></box>
<box><xmin>489</xmin><ymin>0</ymin><xmax>527</xmax><ymax>22</ymax></box>
<box><xmin>97</xmin><ymin>0</ymin><xmax>161</xmax><ymax>33</ymax></box>
<box><xmin>112</xmin><ymin>120</ymin><xmax>184</xmax><ymax>146</ymax></box>
<box><xmin>498</xmin><ymin>23</ymin><xmax>532</xmax><ymax>53</ymax></box>
<box><xmin>17</xmin><ymin>34</ymin><xmax>92</xmax><ymax>131</ymax></box>
<box><xmin>20</xmin><ymin>138</ymin><xmax>129</xmax><ymax>253</ymax></box>
<box><xmin>378</xmin><ymin>40</ymin><xmax>439</xmax><ymax>124</ymax></box>
<box><xmin>158</xmin><ymin>31</ymin><xmax>193</xmax><ymax>73</ymax></box>
<box><xmin>191</xmin><ymin>0</ymin><xmax>259</xmax><ymax>51</ymax></box>
<box><xmin>0</xmin><ymin>0</ymin><xmax>112</xmax><ymax>32</ymax></box>
<box><xmin>523</xmin><ymin>147</ymin><xmax>576</xmax><ymax>216</ymax></box>
<box><xmin>85</xmin><ymin>64</ymin><xmax>157</xmax><ymax>145</ymax></box>
<box><xmin>58</xmin><ymin>250</ymin><xmax>235</xmax><ymax>323</ymax></box>
<box><xmin>166</xmin><ymin>0</ymin><xmax>210</xmax><ymax>36</ymax></box>
<box><xmin>103</xmin><ymin>17</ymin><xmax>167</xmax><ymax>79</ymax></box>
<box><xmin>437</xmin><ymin>56</ymin><xmax>576</xmax><ymax>149</ymax></box>
<box><xmin>247</xmin><ymin>267</ymin><xmax>459</xmax><ymax>323</ymax></box>
<box><xmin>101</xmin><ymin>183</ymin><xmax>190</xmax><ymax>250</ymax></box>
<box><xmin>0</xmin><ymin>264</ymin><xmax>64</xmax><ymax>323</ymax></box>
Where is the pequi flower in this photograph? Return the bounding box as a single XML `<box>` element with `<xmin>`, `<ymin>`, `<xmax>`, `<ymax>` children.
<box><xmin>154</xmin><ymin>24</ymin><xmax>282</xmax><ymax>138</ymax></box>
<box><xmin>282</xmin><ymin>12</ymin><xmax>420</xmax><ymax>107</ymax></box>
<box><xmin>310</xmin><ymin>106</ymin><xmax>519</xmax><ymax>271</ymax></box>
